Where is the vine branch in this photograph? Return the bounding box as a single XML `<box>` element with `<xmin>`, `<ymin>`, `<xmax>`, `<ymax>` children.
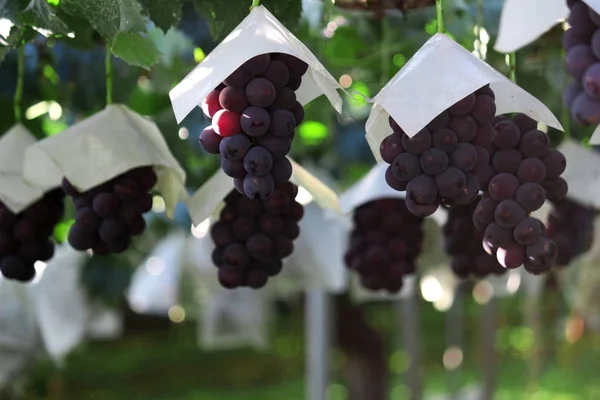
<box><xmin>105</xmin><ymin>41</ymin><xmax>113</xmax><ymax>105</ymax></box>
<box><xmin>435</xmin><ymin>0</ymin><xmax>445</xmax><ymax>34</ymax></box>
<box><xmin>14</xmin><ymin>45</ymin><xmax>24</xmax><ymax>122</ymax></box>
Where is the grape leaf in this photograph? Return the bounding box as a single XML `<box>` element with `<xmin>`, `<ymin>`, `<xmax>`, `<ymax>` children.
<box><xmin>24</xmin><ymin>0</ymin><xmax>69</xmax><ymax>34</ymax></box>
<box><xmin>111</xmin><ymin>31</ymin><xmax>161</xmax><ymax>69</ymax></box>
<box><xmin>140</xmin><ymin>0</ymin><xmax>182</xmax><ymax>32</ymax></box>
<box><xmin>0</xmin><ymin>25</ymin><xmax>35</xmax><ymax>64</ymax></box>
<box><xmin>60</xmin><ymin>0</ymin><xmax>147</xmax><ymax>38</ymax></box>
<box><xmin>193</xmin><ymin>0</ymin><xmax>302</xmax><ymax>41</ymax></box>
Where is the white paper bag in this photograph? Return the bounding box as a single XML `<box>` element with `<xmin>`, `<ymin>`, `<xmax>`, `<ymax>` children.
<box><xmin>0</xmin><ymin>124</ymin><xmax>62</xmax><ymax>214</ymax></box>
<box><xmin>127</xmin><ymin>231</ymin><xmax>188</xmax><ymax>315</ymax></box>
<box><xmin>198</xmin><ymin>287</ymin><xmax>271</xmax><ymax>351</ymax></box>
<box><xmin>274</xmin><ymin>202</ymin><xmax>348</xmax><ymax>296</ymax></box>
<box><xmin>85</xmin><ymin>304</ymin><xmax>124</xmax><ymax>341</ymax></box>
<box><xmin>366</xmin><ymin>33</ymin><xmax>563</xmax><ymax>161</ymax></box>
<box><xmin>169</xmin><ymin>5</ymin><xmax>343</xmax><ymax>123</ymax></box>
<box><xmin>186</xmin><ymin>157</ymin><xmax>340</xmax><ymax>226</ymax></box>
<box><xmin>22</xmin><ymin>105</ymin><xmax>187</xmax><ymax>217</ymax></box>
<box><xmin>557</xmin><ymin>140</ymin><xmax>600</xmax><ymax>207</ymax></box>
<box><xmin>494</xmin><ymin>0</ymin><xmax>569</xmax><ymax>53</ymax></box>
<box><xmin>29</xmin><ymin>246</ymin><xmax>90</xmax><ymax>364</ymax></box>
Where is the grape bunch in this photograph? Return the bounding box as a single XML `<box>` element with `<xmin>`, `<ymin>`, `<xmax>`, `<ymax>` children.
<box><xmin>380</xmin><ymin>85</ymin><xmax>497</xmax><ymax>217</ymax></box>
<box><xmin>473</xmin><ymin>113</ymin><xmax>568</xmax><ymax>274</ymax></box>
<box><xmin>198</xmin><ymin>53</ymin><xmax>308</xmax><ymax>199</ymax></box>
<box><xmin>63</xmin><ymin>166</ymin><xmax>157</xmax><ymax>255</ymax></box>
<box><xmin>546</xmin><ymin>198</ymin><xmax>596</xmax><ymax>266</ymax></box>
<box><xmin>343</xmin><ymin>198</ymin><xmax>423</xmax><ymax>293</ymax></box>
<box><xmin>563</xmin><ymin>0</ymin><xmax>600</xmax><ymax>126</ymax></box>
<box><xmin>443</xmin><ymin>197</ymin><xmax>506</xmax><ymax>279</ymax></box>
<box><xmin>210</xmin><ymin>182</ymin><xmax>303</xmax><ymax>289</ymax></box>
<box><xmin>0</xmin><ymin>189</ymin><xmax>65</xmax><ymax>282</ymax></box>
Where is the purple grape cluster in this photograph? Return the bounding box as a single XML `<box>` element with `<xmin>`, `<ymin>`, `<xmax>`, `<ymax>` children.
<box><xmin>343</xmin><ymin>198</ymin><xmax>423</xmax><ymax>293</ymax></box>
<box><xmin>63</xmin><ymin>166</ymin><xmax>157</xmax><ymax>255</ymax></box>
<box><xmin>198</xmin><ymin>53</ymin><xmax>308</xmax><ymax>199</ymax></box>
<box><xmin>563</xmin><ymin>0</ymin><xmax>600</xmax><ymax>125</ymax></box>
<box><xmin>546</xmin><ymin>198</ymin><xmax>597</xmax><ymax>266</ymax></box>
<box><xmin>210</xmin><ymin>182</ymin><xmax>304</xmax><ymax>289</ymax></box>
<box><xmin>473</xmin><ymin>113</ymin><xmax>568</xmax><ymax>274</ymax></box>
<box><xmin>443</xmin><ymin>197</ymin><xmax>506</xmax><ymax>278</ymax></box>
<box><xmin>380</xmin><ymin>85</ymin><xmax>497</xmax><ymax>217</ymax></box>
<box><xmin>0</xmin><ymin>189</ymin><xmax>65</xmax><ymax>282</ymax></box>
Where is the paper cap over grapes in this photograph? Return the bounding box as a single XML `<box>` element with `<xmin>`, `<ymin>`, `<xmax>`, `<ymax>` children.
<box><xmin>365</xmin><ymin>33</ymin><xmax>563</xmax><ymax>157</ymax></box>
<box><xmin>22</xmin><ymin>105</ymin><xmax>187</xmax><ymax>217</ymax></box>
<box><xmin>168</xmin><ymin>5</ymin><xmax>344</xmax><ymax>124</ymax></box>
<box><xmin>186</xmin><ymin>158</ymin><xmax>340</xmax><ymax>226</ymax></box>
<box><xmin>555</xmin><ymin>140</ymin><xmax>600</xmax><ymax>207</ymax></box>
<box><xmin>0</xmin><ymin>124</ymin><xmax>62</xmax><ymax>214</ymax></box>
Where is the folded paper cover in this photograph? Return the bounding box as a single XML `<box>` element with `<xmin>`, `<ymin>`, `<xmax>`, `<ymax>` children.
<box><xmin>0</xmin><ymin>124</ymin><xmax>61</xmax><ymax>214</ymax></box>
<box><xmin>494</xmin><ymin>0</ymin><xmax>569</xmax><ymax>53</ymax></box>
<box><xmin>22</xmin><ymin>105</ymin><xmax>187</xmax><ymax>217</ymax></box>
<box><xmin>339</xmin><ymin>162</ymin><xmax>448</xmax><ymax>225</ymax></box>
<box><xmin>186</xmin><ymin>157</ymin><xmax>340</xmax><ymax>226</ymax></box>
<box><xmin>169</xmin><ymin>5</ymin><xmax>343</xmax><ymax>123</ymax></box>
<box><xmin>556</xmin><ymin>139</ymin><xmax>600</xmax><ymax>208</ymax></box>
<box><xmin>365</xmin><ymin>33</ymin><xmax>563</xmax><ymax>161</ymax></box>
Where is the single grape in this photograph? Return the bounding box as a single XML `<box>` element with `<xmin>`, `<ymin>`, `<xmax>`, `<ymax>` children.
<box><xmin>236</xmin><ymin>197</ymin><xmax>263</xmax><ymax>217</ymax></box>
<box><xmin>565</xmin><ymin>45</ymin><xmax>596</xmax><ymax>79</ymax></box>
<box><xmin>483</xmin><ymin>223</ymin><xmax>514</xmax><ymax>249</ymax></box>
<box><xmin>219</xmin><ymin>133</ymin><xmax>251</xmax><ymax>161</ymax></box>
<box><xmin>420</xmin><ymin>148</ymin><xmax>449</xmax><ymax>175</ymax></box>
<box><xmin>243</xmin><ymin>54</ymin><xmax>270</xmax><ymax>75</ymax></box>
<box><xmin>512</xmin><ymin>113</ymin><xmax>538</xmax><ymax>134</ymax></box>
<box><xmin>243</xmin><ymin>146</ymin><xmax>273</xmax><ymax>176</ymax></box>
<box><xmin>492</xmin><ymin>149</ymin><xmax>522</xmax><ymax>174</ymax></box>
<box><xmin>283</xmin><ymin>220</ymin><xmax>300</xmax><ymax>239</ymax></box>
<box><xmin>513</xmin><ymin>217</ymin><xmax>543</xmax><ymax>245</ymax></box>
<box><xmin>380</xmin><ymin>135</ymin><xmax>404</xmax><ymax>163</ymax></box>
<box><xmin>571</xmin><ymin>92</ymin><xmax>600</xmax><ymax>125</ymax></box>
<box><xmin>286</xmin><ymin>76</ymin><xmax>302</xmax><ymax>91</ymax></box>
<box><xmin>198</xmin><ymin>127</ymin><xmax>222</xmax><ymax>154</ymax></box>
<box><xmin>525</xmin><ymin>237</ymin><xmax>558</xmax><ymax>267</ymax></box>
<box><xmin>218</xmin><ymin>267</ymin><xmax>244</xmax><ymax>289</ymax></box>
<box><xmin>385</xmin><ymin>166</ymin><xmax>408</xmax><ymax>191</ymax></box>
<box><xmin>246</xmin><ymin>78</ymin><xmax>277</xmax><ymax>108</ymax></box>
<box><xmin>246</xmin><ymin>269</ymin><xmax>269</xmax><ymax>289</ymax></box>
<box><xmin>449</xmin><ymin>173</ymin><xmax>479</xmax><ymax>205</ymax></box>
<box><xmin>240</xmin><ymin>106</ymin><xmax>271</xmax><ymax>137</ymax></box>
<box><xmin>488</xmin><ymin>173</ymin><xmax>519</xmax><ymax>202</ymax></box>
<box><xmin>542</xmin><ymin>177</ymin><xmax>568</xmax><ymax>202</ymax></box>
<box><xmin>496</xmin><ymin>242</ymin><xmax>525</xmax><ymax>269</ymax></box>
<box><xmin>291</xmin><ymin>101</ymin><xmax>305</xmax><ymax>125</ymax></box>
<box><xmin>268</xmin><ymin>110</ymin><xmax>296</xmax><ymax>137</ymax></box>
<box><xmin>517</xmin><ymin>158</ymin><xmax>547</xmax><ymax>184</ymax></box>
<box><xmin>404</xmin><ymin>196</ymin><xmax>439</xmax><ymax>217</ymax></box>
<box><xmin>243</xmin><ymin>174</ymin><xmax>275</xmax><ymax>199</ymax></box>
<box><xmin>271</xmin><ymin>157</ymin><xmax>293</xmax><ymax>184</ymax></box>
<box><xmin>448</xmin><ymin>115</ymin><xmax>477</xmax><ymax>142</ymax></box>
<box><xmin>563</xmin><ymin>28</ymin><xmax>591</xmax><ymax>50</ymax></box>
<box><xmin>401</xmin><ymin>129</ymin><xmax>432</xmax><ymax>155</ymax></box>
<box><xmin>518</xmin><ymin>130</ymin><xmax>550</xmax><ymax>158</ymax></box>
<box><xmin>470</xmin><ymin>94</ymin><xmax>496</xmax><ymax>124</ymax></box>
<box><xmin>273</xmin><ymin>53</ymin><xmax>309</xmax><ymax>78</ymax></box>
<box><xmin>219</xmin><ymin>87</ymin><xmax>248</xmax><ymax>113</ymax></box>
<box><xmin>542</xmin><ymin>150</ymin><xmax>567</xmax><ymax>178</ymax></box>
<box><xmin>212</xmin><ymin>109</ymin><xmax>242</xmax><ymax>137</ymax></box>
<box><xmin>221</xmin><ymin>158</ymin><xmax>247</xmax><ymax>179</ymax></box>
<box><xmin>232</xmin><ymin>216</ymin><xmax>256</xmax><ymax>241</ymax></box>
<box><xmin>434</xmin><ymin>166</ymin><xmax>467</xmax><ymax>198</ymax></box>
<box><xmin>223</xmin><ymin>66</ymin><xmax>251</xmax><ymax>88</ymax></box>
<box><xmin>473</xmin><ymin>195</ymin><xmax>499</xmax><ymax>229</ymax></box>
<box><xmin>568</xmin><ymin>2</ymin><xmax>597</xmax><ymax>35</ymax></box>
<box><xmin>431</xmin><ymin>128</ymin><xmax>458</xmax><ymax>152</ymax></box>
<box><xmin>274</xmin><ymin>236</ymin><xmax>294</xmax><ymax>258</ymax></box>
<box><xmin>449</xmin><ymin>93</ymin><xmax>476</xmax><ymax>116</ymax></box>
<box><xmin>260</xmin><ymin>60</ymin><xmax>290</xmax><ymax>88</ymax></box>
<box><xmin>98</xmin><ymin>218</ymin><xmax>127</xmax><ymax>244</ymax></box>
<box><xmin>257</xmin><ymin>134</ymin><xmax>291</xmax><ymax>159</ymax></box>
<box><xmin>472</xmin><ymin>123</ymin><xmax>495</xmax><ymax>147</ymax></box>
<box><xmin>494</xmin><ymin>199</ymin><xmax>527</xmax><ymax>229</ymax></box>
<box><xmin>92</xmin><ymin>193</ymin><xmax>119</xmax><ymax>218</ymax></box>
<box><xmin>201</xmin><ymin>89</ymin><xmax>222</xmax><ymax>119</ymax></box>
<box><xmin>563</xmin><ymin>81</ymin><xmax>583</xmax><ymax>108</ymax></box>
<box><xmin>493</xmin><ymin>120</ymin><xmax>520</xmax><ymax>149</ymax></box>
<box><xmin>223</xmin><ymin>243</ymin><xmax>251</xmax><ymax>269</ymax></box>
<box><xmin>514</xmin><ymin>182</ymin><xmax>546</xmax><ymax>212</ymax></box>
<box><xmin>582</xmin><ymin>63</ymin><xmax>600</xmax><ymax>98</ymax></box>
<box><xmin>406</xmin><ymin>174</ymin><xmax>438</xmax><ymax>205</ymax></box>
<box><xmin>268</xmin><ymin>87</ymin><xmax>296</xmax><ymax>110</ymax></box>
<box><xmin>449</xmin><ymin>142</ymin><xmax>478</xmax><ymax>172</ymax></box>
<box><xmin>75</xmin><ymin>207</ymin><xmax>100</xmax><ymax>232</ymax></box>
<box><xmin>427</xmin><ymin>111</ymin><xmax>450</xmax><ymax>131</ymax></box>
<box><xmin>392</xmin><ymin>153</ymin><xmax>422</xmax><ymax>181</ymax></box>
<box><xmin>246</xmin><ymin>234</ymin><xmax>273</xmax><ymax>260</ymax></box>
<box><xmin>476</xmin><ymin>84</ymin><xmax>496</xmax><ymax>99</ymax></box>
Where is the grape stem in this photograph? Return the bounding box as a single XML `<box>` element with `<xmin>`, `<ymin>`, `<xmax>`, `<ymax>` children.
<box><xmin>105</xmin><ymin>41</ymin><xmax>113</xmax><ymax>105</ymax></box>
<box><xmin>435</xmin><ymin>0</ymin><xmax>445</xmax><ymax>34</ymax></box>
<box><xmin>13</xmin><ymin>44</ymin><xmax>24</xmax><ymax>123</ymax></box>
<box><xmin>250</xmin><ymin>0</ymin><xmax>260</xmax><ymax>10</ymax></box>
<box><xmin>508</xmin><ymin>52</ymin><xmax>516</xmax><ymax>84</ymax></box>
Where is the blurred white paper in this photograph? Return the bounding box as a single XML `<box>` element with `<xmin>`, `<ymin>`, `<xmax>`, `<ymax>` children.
<box><xmin>169</xmin><ymin>5</ymin><xmax>343</xmax><ymax>123</ymax></box>
<box><xmin>556</xmin><ymin>139</ymin><xmax>600</xmax><ymax>207</ymax></box>
<box><xmin>494</xmin><ymin>0</ymin><xmax>569</xmax><ymax>53</ymax></box>
<box><xmin>276</xmin><ymin>203</ymin><xmax>348</xmax><ymax>295</ymax></box>
<box><xmin>366</xmin><ymin>33</ymin><xmax>563</xmax><ymax>161</ymax></box>
<box><xmin>351</xmin><ymin>275</ymin><xmax>415</xmax><ymax>302</ymax></box>
<box><xmin>22</xmin><ymin>105</ymin><xmax>187</xmax><ymax>217</ymax></box>
<box><xmin>186</xmin><ymin>157</ymin><xmax>340</xmax><ymax>225</ymax></box>
<box><xmin>85</xmin><ymin>305</ymin><xmax>124</xmax><ymax>341</ymax></box>
<box><xmin>199</xmin><ymin>287</ymin><xmax>270</xmax><ymax>350</ymax></box>
<box><xmin>29</xmin><ymin>246</ymin><xmax>90</xmax><ymax>364</ymax></box>
<box><xmin>0</xmin><ymin>124</ymin><xmax>60</xmax><ymax>214</ymax></box>
<box><xmin>127</xmin><ymin>231</ymin><xmax>188</xmax><ymax>315</ymax></box>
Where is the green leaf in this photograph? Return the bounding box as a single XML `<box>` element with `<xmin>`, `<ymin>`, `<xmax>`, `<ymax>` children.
<box><xmin>140</xmin><ymin>0</ymin><xmax>181</xmax><ymax>32</ymax></box>
<box><xmin>24</xmin><ymin>0</ymin><xmax>69</xmax><ymax>34</ymax></box>
<box><xmin>60</xmin><ymin>0</ymin><xmax>147</xmax><ymax>38</ymax></box>
<box><xmin>193</xmin><ymin>0</ymin><xmax>302</xmax><ymax>41</ymax></box>
<box><xmin>111</xmin><ymin>31</ymin><xmax>161</xmax><ymax>69</ymax></box>
<box><xmin>0</xmin><ymin>26</ymin><xmax>21</xmax><ymax>64</ymax></box>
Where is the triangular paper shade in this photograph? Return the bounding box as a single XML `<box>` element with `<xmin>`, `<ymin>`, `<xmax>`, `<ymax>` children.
<box><xmin>185</xmin><ymin>156</ymin><xmax>340</xmax><ymax>226</ymax></box>
<box><xmin>22</xmin><ymin>104</ymin><xmax>187</xmax><ymax>217</ymax></box>
<box><xmin>0</xmin><ymin>124</ymin><xmax>60</xmax><ymax>214</ymax></box>
<box><xmin>338</xmin><ymin>162</ymin><xmax>448</xmax><ymax>225</ymax></box>
<box><xmin>366</xmin><ymin>34</ymin><xmax>563</xmax><ymax>160</ymax></box>
<box><xmin>494</xmin><ymin>0</ymin><xmax>569</xmax><ymax>53</ymax></box>
<box><xmin>556</xmin><ymin>139</ymin><xmax>600</xmax><ymax>208</ymax></box>
<box><xmin>169</xmin><ymin>5</ymin><xmax>343</xmax><ymax>123</ymax></box>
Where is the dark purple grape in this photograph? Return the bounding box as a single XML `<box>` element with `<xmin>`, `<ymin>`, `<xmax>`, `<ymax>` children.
<box><xmin>246</xmin><ymin>78</ymin><xmax>276</xmax><ymax>107</ymax></box>
<box><xmin>568</xmin><ymin>2</ymin><xmax>597</xmax><ymax>35</ymax></box>
<box><xmin>404</xmin><ymin>196</ymin><xmax>439</xmax><ymax>217</ymax></box>
<box><xmin>494</xmin><ymin>200</ymin><xmax>527</xmax><ymax>229</ymax></box>
<box><xmin>542</xmin><ymin>177</ymin><xmax>568</xmax><ymax>202</ymax></box>
<box><xmin>243</xmin><ymin>174</ymin><xmax>275</xmax><ymax>199</ymax></box>
<box><xmin>449</xmin><ymin>142</ymin><xmax>478</xmax><ymax>172</ymax></box>
<box><xmin>449</xmin><ymin>93</ymin><xmax>476</xmax><ymax>116</ymax></box>
<box><xmin>420</xmin><ymin>148</ymin><xmax>449</xmax><ymax>175</ymax></box>
<box><xmin>470</xmin><ymin>94</ymin><xmax>496</xmax><ymax>124</ymax></box>
<box><xmin>291</xmin><ymin>101</ymin><xmax>304</xmax><ymax>125</ymax></box>
<box><xmin>542</xmin><ymin>150</ymin><xmax>567</xmax><ymax>178</ymax></box>
<box><xmin>268</xmin><ymin>87</ymin><xmax>296</xmax><ymax>110</ymax></box>
<box><xmin>219</xmin><ymin>134</ymin><xmax>251</xmax><ymax>161</ymax></box>
<box><xmin>565</xmin><ymin>45</ymin><xmax>596</xmax><ymax>79</ymax></box>
<box><xmin>199</xmin><ymin>127</ymin><xmax>222</xmax><ymax>154</ymax></box>
<box><xmin>271</xmin><ymin>157</ymin><xmax>293</xmax><ymax>184</ymax></box>
<box><xmin>431</xmin><ymin>128</ymin><xmax>458</xmax><ymax>152</ymax></box>
<box><xmin>243</xmin><ymin>54</ymin><xmax>270</xmax><ymax>75</ymax></box>
<box><xmin>392</xmin><ymin>153</ymin><xmax>422</xmax><ymax>181</ymax></box>
<box><xmin>563</xmin><ymin>81</ymin><xmax>583</xmax><ymax>108</ymax></box>
<box><xmin>517</xmin><ymin>158</ymin><xmax>547</xmax><ymax>184</ymax></box>
<box><xmin>582</xmin><ymin>63</ymin><xmax>600</xmax><ymax>98</ymax></box>
<box><xmin>483</xmin><ymin>223</ymin><xmax>514</xmax><ymax>248</ymax></box>
<box><xmin>515</xmin><ymin>182</ymin><xmax>546</xmax><ymax>212</ymax></box>
<box><xmin>259</xmin><ymin>60</ymin><xmax>290</xmax><ymax>88</ymax></box>
<box><xmin>92</xmin><ymin>193</ymin><xmax>119</xmax><ymax>218</ymax></box>
<box><xmin>243</xmin><ymin>146</ymin><xmax>273</xmax><ymax>176</ymax></box>
<box><xmin>518</xmin><ymin>130</ymin><xmax>550</xmax><ymax>158</ymax></box>
<box><xmin>571</xmin><ymin>92</ymin><xmax>600</xmax><ymax>125</ymax></box>
<box><xmin>427</xmin><ymin>111</ymin><xmax>450</xmax><ymax>131</ymax></box>
<box><xmin>223</xmin><ymin>66</ymin><xmax>251</xmax><ymax>88</ymax></box>
<box><xmin>526</xmin><ymin>237</ymin><xmax>558</xmax><ymax>267</ymax></box>
<box><xmin>512</xmin><ymin>114</ymin><xmax>537</xmax><ymax>134</ymax></box>
<box><xmin>223</xmin><ymin>243</ymin><xmax>250</xmax><ymax>269</ymax></box>
<box><xmin>513</xmin><ymin>217</ymin><xmax>543</xmax><ymax>245</ymax></box>
<box><xmin>257</xmin><ymin>134</ymin><xmax>291</xmax><ymax>159</ymax></box>
<box><xmin>434</xmin><ymin>166</ymin><xmax>467</xmax><ymax>198</ymax></box>
<box><xmin>241</xmin><ymin>106</ymin><xmax>271</xmax><ymax>137</ymax></box>
<box><xmin>221</xmin><ymin>158</ymin><xmax>247</xmax><ymax>179</ymax></box>
<box><xmin>380</xmin><ymin>134</ymin><xmax>404</xmax><ymax>163</ymax></box>
<box><xmin>448</xmin><ymin>115</ymin><xmax>477</xmax><ymax>142</ymax></box>
<box><xmin>246</xmin><ymin>234</ymin><xmax>273</xmax><ymax>260</ymax></box>
<box><xmin>219</xmin><ymin>87</ymin><xmax>248</xmax><ymax>113</ymax></box>
<box><xmin>492</xmin><ymin>149</ymin><xmax>522</xmax><ymax>174</ymax></box>
<box><xmin>268</xmin><ymin>110</ymin><xmax>296</xmax><ymax>136</ymax></box>
<box><xmin>273</xmin><ymin>53</ymin><xmax>308</xmax><ymax>78</ymax></box>
<box><xmin>401</xmin><ymin>129</ymin><xmax>432</xmax><ymax>155</ymax></box>
<box><xmin>488</xmin><ymin>173</ymin><xmax>520</xmax><ymax>202</ymax></box>
<box><xmin>385</xmin><ymin>166</ymin><xmax>408</xmax><ymax>191</ymax></box>
<box><xmin>406</xmin><ymin>174</ymin><xmax>438</xmax><ymax>205</ymax></box>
